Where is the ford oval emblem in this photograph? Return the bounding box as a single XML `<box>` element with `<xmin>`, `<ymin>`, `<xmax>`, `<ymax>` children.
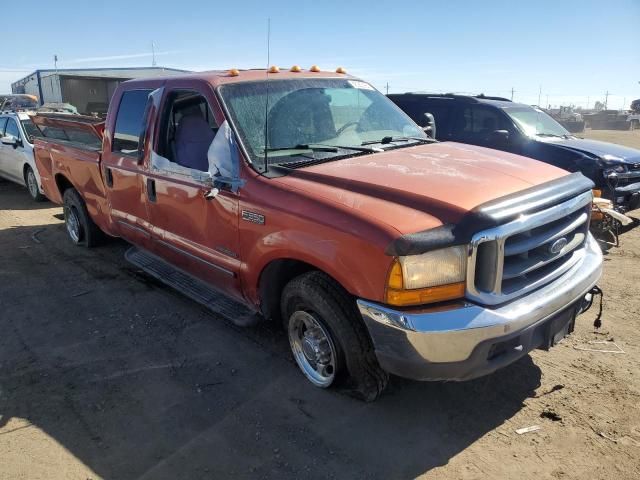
<box><xmin>549</xmin><ymin>237</ymin><xmax>568</xmax><ymax>255</ymax></box>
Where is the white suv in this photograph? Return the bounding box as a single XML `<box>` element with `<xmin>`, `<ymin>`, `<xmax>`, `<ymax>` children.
<box><xmin>0</xmin><ymin>112</ymin><xmax>46</xmax><ymax>201</ymax></box>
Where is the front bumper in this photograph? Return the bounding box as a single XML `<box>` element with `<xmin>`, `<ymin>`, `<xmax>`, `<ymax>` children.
<box><xmin>357</xmin><ymin>235</ymin><xmax>603</xmax><ymax>381</ymax></box>
<box><xmin>614</xmin><ymin>181</ymin><xmax>640</xmax><ymax>210</ymax></box>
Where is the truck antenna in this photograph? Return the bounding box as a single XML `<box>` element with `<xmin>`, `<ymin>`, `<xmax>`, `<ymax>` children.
<box><xmin>262</xmin><ymin>18</ymin><xmax>271</xmax><ymax>174</ymax></box>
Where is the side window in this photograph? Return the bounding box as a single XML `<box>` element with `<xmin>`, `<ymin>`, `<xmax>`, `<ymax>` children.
<box><xmin>112</xmin><ymin>89</ymin><xmax>152</xmax><ymax>154</ymax></box>
<box><xmin>0</xmin><ymin>117</ymin><xmax>7</xmax><ymax>136</ymax></box>
<box><xmin>157</xmin><ymin>90</ymin><xmax>218</xmax><ymax>172</ymax></box>
<box><xmin>453</xmin><ymin>105</ymin><xmax>509</xmax><ymax>142</ymax></box>
<box><xmin>5</xmin><ymin>119</ymin><xmax>20</xmax><ymax>140</ymax></box>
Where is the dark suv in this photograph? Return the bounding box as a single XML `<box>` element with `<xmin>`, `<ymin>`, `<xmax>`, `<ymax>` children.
<box><xmin>389</xmin><ymin>93</ymin><xmax>640</xmax><ymax>211</ymax></box>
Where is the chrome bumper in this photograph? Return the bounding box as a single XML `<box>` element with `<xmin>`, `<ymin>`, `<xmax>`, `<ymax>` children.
<box><xmin>357</xmin><ymin>234</ymin><xmax>602</xmax><ymax>381</ymax></box>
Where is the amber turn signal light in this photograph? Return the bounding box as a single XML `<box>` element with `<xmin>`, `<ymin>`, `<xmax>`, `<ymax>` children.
<box><xmin>268</xmin><ymin>65</ymin><xmax>280</xmax><ymax>73</ymax></box>
<box><xmin>290</xmin><ymin>65</ymin><xmax>302</xmax><ymax>72</ymax></box>
<box><xmin>309</xmin><ymin>65</ymin><xmax>321</xmax><ymax>72</ymax></box>
<box><xmin>228</xmin><ymin>68</ymin><xmax>240</xmax><ymax>77</ymax></box>
<box><xmin>335</xmin><ymin>66</ymin><xmax>347</xmax><ymax>74</ymax></box>
<box><xmin>386</xmin><ymin>282</ymin><xmax>466</xmax><ymax>307</ymax></box>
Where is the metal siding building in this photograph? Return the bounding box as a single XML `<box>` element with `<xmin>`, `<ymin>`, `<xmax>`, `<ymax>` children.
<box><xmin>11</xmin><ymin>67</ymin><xmax>187</xmax><ymax>115</ymax></box>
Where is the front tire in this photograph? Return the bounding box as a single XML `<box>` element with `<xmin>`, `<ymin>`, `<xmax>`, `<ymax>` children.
<box><xmin>281</xmin><ymin>271</ymin><xmax>389</xmax><ymax>401</ymax></box>
<box><xmin>25</xmin><ymin>166</ymin><xmax>45</xmax><ymax>202</ymax></box>
<box><xmin>62</xmin><ymin>189</ymin><xmax>103</xmax><ymax>247</ymax></box>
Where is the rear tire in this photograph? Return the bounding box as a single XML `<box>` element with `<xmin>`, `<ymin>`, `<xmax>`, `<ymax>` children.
<box><xmin>62</xmin><ymin>189</ymin><xmax>103</xmax><ymax>247</ymax></box>
<box><xmin>281</xmin><ymin>271</ymin><xmax>389</xmax><ymax>401</ymax></box>
<box><xmin>25</xmin><ymin>166</ymin><xmax>45</xmax><ymax>202</ymax></box>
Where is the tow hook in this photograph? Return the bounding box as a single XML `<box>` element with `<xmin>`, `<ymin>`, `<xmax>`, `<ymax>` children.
<box><xmin>579</xmin><ymin>286</ymin><xmax>604</xmax><ymax>328</ymax></box>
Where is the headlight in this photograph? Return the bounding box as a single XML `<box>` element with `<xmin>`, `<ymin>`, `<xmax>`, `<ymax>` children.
<box><xmin>386</xmin><ymin>245</ymin><xmax>467</xmax><ymax>307</ymax></box>
<box><xmin>603</xmin><ymin>164</ymin><xmax>627</xmax><ymax>176</ymax></box>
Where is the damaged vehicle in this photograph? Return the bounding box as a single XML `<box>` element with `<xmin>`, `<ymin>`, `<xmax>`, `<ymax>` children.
<box><xmin>31</xmin><ymin>69</ymin><xmax>602</xmax><ymax>400</ymax></box>
<box><xmin>389</xmin><ymin>93</ymin><xmax>640</xmax><ymax>212</ymax></box>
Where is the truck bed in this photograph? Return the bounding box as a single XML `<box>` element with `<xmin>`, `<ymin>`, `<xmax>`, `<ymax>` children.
<box><xmin>31</xmin><ymin>113</ymin><xmax>110</xmax><ymax>228</ymax></box>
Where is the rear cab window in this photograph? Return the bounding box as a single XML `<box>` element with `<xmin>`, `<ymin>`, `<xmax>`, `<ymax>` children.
<box><xmin>112</xmin><ymin>89</ymin><xmax>152</xmax><ymax>155</ymax></box>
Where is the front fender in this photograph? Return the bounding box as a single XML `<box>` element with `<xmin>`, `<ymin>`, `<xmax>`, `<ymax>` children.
<box><xmin>241</xmin><ymin>227</ymin><xmax>393</xmax><ymax>307</ymax></box>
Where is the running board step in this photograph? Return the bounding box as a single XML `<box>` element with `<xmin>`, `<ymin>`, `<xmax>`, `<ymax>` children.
<box><xmin>125</xmin><ymin>247</ymin><xmax>259</xmax><ymax>327</ymax></box>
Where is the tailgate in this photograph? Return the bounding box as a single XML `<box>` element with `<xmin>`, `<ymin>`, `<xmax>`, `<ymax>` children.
<box><xmin>30</xmin><ymin>113</ymin><xmax>104</xmax><ymax>150</ymax></box>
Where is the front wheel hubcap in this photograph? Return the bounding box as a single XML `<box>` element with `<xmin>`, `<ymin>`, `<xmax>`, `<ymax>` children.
<box><xmin>65</xmin><ymin>206</ymin><xmax>81</xmax><ymax>243</ymax></box>
<box><xmin>27</xmin><ymin>170</ymin><xmax>38</xmax><ymax>198</ymax></box>
<box><xmin>288</xmin><ymin>311</ymin><xmax>337</xmax><ymax>387</ymax></box>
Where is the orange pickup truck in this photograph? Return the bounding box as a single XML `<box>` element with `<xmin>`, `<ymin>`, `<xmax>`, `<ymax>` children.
<box><xmin>32</xmin><ymin>68</ymin><xmax>602</xmax><ymax>400</ymax></box>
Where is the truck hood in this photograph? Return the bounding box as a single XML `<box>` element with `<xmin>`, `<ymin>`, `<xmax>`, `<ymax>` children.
<box><xmin>542</xmin><ymin>136</ymin><xmax>640</xmax><ymax>164</ymax></box>
<box><xmin>274</xmin><ymin>142</ymin><xmax>569</xmax><ymax>235</ymax></box>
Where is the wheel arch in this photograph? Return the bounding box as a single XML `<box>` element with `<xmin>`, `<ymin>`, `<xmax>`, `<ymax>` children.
<box><xmin>54</xmin><ymin>173</ymin><xmax>76</xmax><ymax>197</ymax></box>
<box><xmin>257</xmin><ymin>258</ymin><xmax>348</xmax><ymax>324</ymax></box>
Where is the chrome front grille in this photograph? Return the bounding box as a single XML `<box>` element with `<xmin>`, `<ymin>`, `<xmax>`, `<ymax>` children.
<box><xmin>466</xmin><ymin>190</ymin><xmax>593</xmax><ymax>306</ymax></box>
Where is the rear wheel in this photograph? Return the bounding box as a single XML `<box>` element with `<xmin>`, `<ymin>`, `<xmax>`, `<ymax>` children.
<box><xmin>25</xmin><ymin>166</ymin><xmax>45</xmax><ymax>202</ymax></box>
<box><xmin>281</xmin><ymin>271</ymin><xmax>388</xmax><ymax>401</ymax></box>
<box><xmin>62</xmin><ymin>189</ymin><xmax>103</xmax><ymax>247</ymax></box>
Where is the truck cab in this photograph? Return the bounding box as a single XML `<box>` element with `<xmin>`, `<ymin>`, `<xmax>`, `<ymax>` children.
<box><xmin>32</xmin><ymin>69</ymin><xmax>602</xmax><ymax>400</ymax></box>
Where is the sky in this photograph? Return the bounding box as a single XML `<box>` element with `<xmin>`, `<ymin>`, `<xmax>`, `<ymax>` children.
<box><xmin>2</xmin><ymin>0</ymin><xmax>639</xmax><ymax>109</ymax></box>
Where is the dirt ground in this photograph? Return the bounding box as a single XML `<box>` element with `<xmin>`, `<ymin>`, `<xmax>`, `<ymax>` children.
<box><xmin>1</xmin><ymin>131</ymin><xmax>640</xmax><ymax>480</ymax></box>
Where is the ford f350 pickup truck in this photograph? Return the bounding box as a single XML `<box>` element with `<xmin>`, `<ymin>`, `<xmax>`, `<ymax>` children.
<box><xmin>32</xmin><ymin>68</ymin><xmax>602</xmax><ymax>400</ymax></box>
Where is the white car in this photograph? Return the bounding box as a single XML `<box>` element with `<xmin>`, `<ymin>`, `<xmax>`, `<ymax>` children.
<box><xmin>0</xmin><ymin>112</ymin><xmax>46</xmax><ymax>201</ymax></box>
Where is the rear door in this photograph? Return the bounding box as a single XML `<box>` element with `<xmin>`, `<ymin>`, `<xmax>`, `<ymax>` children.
<box><xmin>102</xmin><ymin>88</ymin><xmax>155</xmax><ymax>248</ymax></box>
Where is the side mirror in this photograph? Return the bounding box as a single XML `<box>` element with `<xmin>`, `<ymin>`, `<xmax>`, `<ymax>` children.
<box><xmin>423</xmin><ymin>112</ymin><xmax>436</xmax><ymax>139</ymax></box>
<box><xmin>489</xmin><ymin>129</ymin><xmax>510</xmax><ymax>144</ymax></box>
<box><xmin>1</xmin><ymin>135</ymin><xmax>18</xmax><ymax>147</ymax></box>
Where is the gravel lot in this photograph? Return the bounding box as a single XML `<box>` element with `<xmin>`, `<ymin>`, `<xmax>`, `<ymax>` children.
<box><xmin>1</xmin><ymin>130</ymin><xmax>639</xmax><ymax>479</ymax></box>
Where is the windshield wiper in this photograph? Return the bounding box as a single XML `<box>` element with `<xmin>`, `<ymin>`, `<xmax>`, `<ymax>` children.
<box><xmin>264</xmin><ymin>144</ymin><xmax>338</xmax><ymax>153</ymax></box>
<box><xmin>264</xmin><ymin>143</ymin><xmax>381</xmax><ymax>154</ymax></box>
<box><xmin>361</xmin><ymin>136</ymin><xmax>437</xmax><ymax>146</ymax></box>
<box><xmin>535</xmin><ymin>133</ymin><xmax>564</xmax><ymax>138</ymax></box>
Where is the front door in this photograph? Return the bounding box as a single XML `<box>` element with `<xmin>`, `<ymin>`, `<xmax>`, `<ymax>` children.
<box><xmin>143</xmin><ymin>85</ymin><xmax>242</xmax><ymax>299</ymax></box>
<box><xmin>0</xmin><ymin>118</ymin><xmax>28</xmax><ymax>183</ymax></box>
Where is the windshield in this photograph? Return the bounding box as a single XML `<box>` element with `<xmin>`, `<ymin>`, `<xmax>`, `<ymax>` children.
<box><xmin>503</xmin><ymin>106</ymin><xmax>569</xmax><ymax>137</ymax></box>
<box><xmin>219</xmin><ymin>78</ymin><xmax>425</xmax><ymax>170</ymax></box>
<box><xmin>20</xmin><ymin>118</ymin><xmax>41</xmax><ymax>143</ymax></box>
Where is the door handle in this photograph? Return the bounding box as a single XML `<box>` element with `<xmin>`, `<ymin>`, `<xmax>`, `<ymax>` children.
<box><xmin>146</xmin><ymin>178</ymin><xmax>156</xmax><ymax>202</ymax></box>
<box><xmin>105</xmin><ymin>167</ymin><xmax>113</xmax><ymax>187</ymax></box>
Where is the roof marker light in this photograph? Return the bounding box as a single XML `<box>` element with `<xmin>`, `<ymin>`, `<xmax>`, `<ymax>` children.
<box><xmin>228</xmin><ymin>69</ymin><xmax>240</xmax><ymax>77</ymax></box>
<box><xmin>269</xmin><ymin>65</ymin><xmax>280</xmax><ymax>73</ymax></box>
<box><xmin>335</xmin><ymin>67</ymin><xmax>347</xmax><ymax>74</ymax></box>
<box><xmin>309</xmin><ymin>65</ymin><xmax>321</xmax><ymax>72</ymax></box>
<box><xmin>290</xmin><ymin>65</ymin><xmax>302</xmax><ymax>72</ymax></box>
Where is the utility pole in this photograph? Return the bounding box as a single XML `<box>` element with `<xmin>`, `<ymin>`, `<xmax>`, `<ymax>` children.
<box><xmin>54</xmin><ymin>54</ymin><xmax>58</xmax><ymax>71</ymax></box>
<box><xmin>538</xmin><ymin>85</ymin><xmax>542</xmax><ymax>106</ymax></box>
<box><xmin>385</xmin><ymin>82</ymin><xmax>389</xmax><ymax>95</ymax></box>
<box><xmin>604</xmin><ymin>91</ymin><xmax>610</xmax><ymax>109</ymax></box>
<box><xmin>510</xmin><ymin>87</ymin><xmax>515</xmax><ymax>101</ymax></box>
<box><xmin>151</xmin><ymin>41</ymin><xmax>157</xmax><ymax>67</ymax></box>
